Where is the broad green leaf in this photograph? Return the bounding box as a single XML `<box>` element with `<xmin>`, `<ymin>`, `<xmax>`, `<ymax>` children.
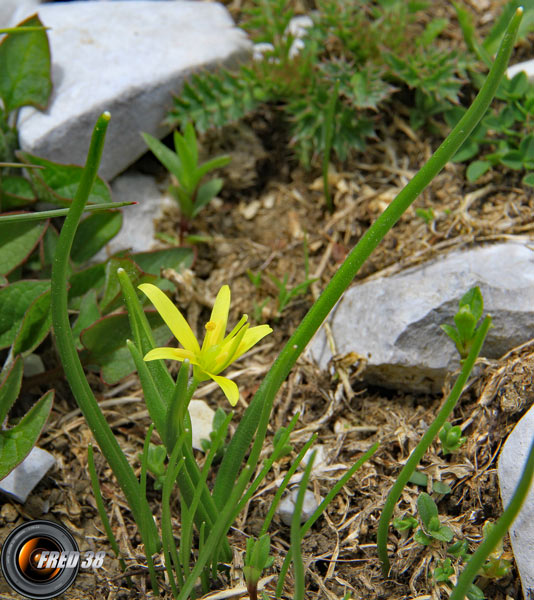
<box><xmin>500</xmin><ymin>150</ymin><xmax>524</xmax><ymax>170</ymax></box>
<box><xmin>1</xmin><ymin>175</ymin><xmax>35</xmax><ymax>210</ymax></box>
<box><xmin>0</xmin><ymin>219</ymin><xmax>47</xmax><ymax>276</ymax></box>
<box><xmin>522</xmin><ymin>172</ymin><xmax>534</xmax><ymax>187</ymax></box>
<box><xmin>417</xmin><ymin>492</ymin><xmax>438</xmax><ymax>530</ymax></box>
<box><xmin>131</xmin><ymin>247</ymin><xmax>193</xmax><ymax>276</ymax></box>
<box><xmin>68</xmin><ymin>263</ymin><xmax>106</xmax><ymax>304</ymax></box>
<box><xmin>12</xmin><ymin>289</ymin><xmax>51</xmax><ymax>356</ymax></box>
<box><xmin>408</xmin><ymin>471</ymin><xmax>428</xmax><ymax>487</ymax></box>
<box><xmin>432</xmin><ymin>525</ymin><xmax>454</xmax><ymax>543</ymax></box>
<box><xmin>80</xmin><ymin>311</ymin><xmax>171</xmax><ymax>385</ymax></box>
<box><xmin>460</xmin><ymin>286</ymin><xmax>483</xmax><ymax>321</ymax></box>
<box><xmin>71</xmin><ymin>211</ymin><xmax>122</xmax><ymax>264</ymax></box>
<box><xmin>0</xmin><ymin>356</ymin><xmax>23</xmax><ymax>424</ymax></box>
<box><xmin>0</xmin><ymin>389</ymin><xmax>53</xmax><ymax>480</ymax></box>
<box><xmin>0</xmin><ymin>15</ymin><xmax>51</xmax><ymax>113</ymax></box>
<box><xmin>452</xmin><ymin>139</ymin><xmax>479</xmax><ymax>163</ymax></box>
<box><xmin>466</xmin><ymin>160</ymin><xmax>492</xmax><ymax>182</ymax></box>
<box><xmin>432</xmin><ymin>481</ymin><xmax>452</xmax><ymax>495</ymax></box>
<box><xmin>16</xmin><ymin>151</ymin><xmax>112</xmax><ymax>207</ymax></box>
<box><xmin>0</xmin><ymin>280</ymin><xmax>50</xmax><ymax>349</ymax></box>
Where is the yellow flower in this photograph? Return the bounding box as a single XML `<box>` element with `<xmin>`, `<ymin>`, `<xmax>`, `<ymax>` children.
<box><xmin>139</xmin><ymin>283</ymin><xmax>272</xmax><ymax>406</ymax></box>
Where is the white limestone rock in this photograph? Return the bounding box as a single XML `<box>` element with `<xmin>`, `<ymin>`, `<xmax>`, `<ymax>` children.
<box><xmin>0</xmin><ymin>447</ymin><xmax>56</xmax><ymax>503</ymax></box>
<box><xmin>93</xmin><ymin>171</ymin><xmax>174</xmax><ymax>259</ymax></box>
<box><xmin>188</xmin><ymin>399</ymin><xmax>215</xmax><ymax>451</ymax></box>
<box><xmin>11</xmin><ymin>1</ymin><xmax>252</xmax><ymax>180</ymax></box>
<box><xmin>308</xmin><ymin>242</ymin><xmax>534</xmax><ymax>393</ymax></box>
<box><xmin>1</xmin><ymin>0</ymin><xmax>41</xmax><ymax>27</ymax></box>
<box><xmin>498</xmin><ymin>406</ymin><xmax>534</xmax><ymax>600</ymax></box>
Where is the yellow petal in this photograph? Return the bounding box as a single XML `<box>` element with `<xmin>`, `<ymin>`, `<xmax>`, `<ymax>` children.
<box><xmin>210</xmin><ymin>373</ymin><xmax>239</xmax><ymax>406</ymax></box>
<box><xmin>233</xmin><ymin>324</ymin><xmax>273</xmax><ymax>360</ymax></box>
<box><xmin>202</xmin><ymin>285</ymin><xmax>230</xmax><ymax>350</ymax></box>
<box><xmin>143</xmin><ymin>347</ymin><xmax>198</xmax><ymax>363</ymax></box>
<box><xmin>139</xmin><ymin>283</ymin><xmax>200</xmax><ymax>354</ymax></box>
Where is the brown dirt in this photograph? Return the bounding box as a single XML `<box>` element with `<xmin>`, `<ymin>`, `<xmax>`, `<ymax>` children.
<box><xmin>2</xmin><ymin>1</ymin><xmax>534</xmax><ymax>599</ymax></box>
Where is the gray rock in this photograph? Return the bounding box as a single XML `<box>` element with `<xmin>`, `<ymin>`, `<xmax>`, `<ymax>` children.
<box><xmin>308</xmin><ymin>242</ymin><xmax>534</xmax><ymax>393</ymax></box>
<box><xmin>93</xmin><ymin>172</ymin><xmax>173</xmax><ymax>259</ymax></box>
<box><xmin>11</xmin><ymin>1</ymin><xmax>252</xmax><ymax>180</ymax></box>
<box><xmin>0</xmin><ymin>447</ymin><xmax>56</xmax><ymax>503</ymax></box>
<box><xmin>498</xmin><ymin>406</ymin><xmax>534</xmax><ymax>600</ymax></box>
<box><xmin>277</xmin><ymin>488</ymin><xmax>319</xmax><ymax>526</ymax></box>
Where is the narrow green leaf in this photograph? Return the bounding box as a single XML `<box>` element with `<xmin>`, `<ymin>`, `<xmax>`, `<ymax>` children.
<box><xmin>71</xmin><ymin>211</ymin><xmax>122</xmax><ymax>264</ymax></box>
<box><xmin>12</xmin><ymin>288</ymin><xmax>51</xmax><ymax>356</ymax></box>
<box><xmin>0</xmin><ymin>15</ymin><xmax>51</xmax><ymax>113</ymax></box>
<box><xmin>141</xmin><ymin>132</ymin><xmax>182</xmax><ymax>178</ymax></box>
<box><xmin>0</xmin><ymin>280</ymin><xmax>50</xmax><ymax>349</ymax></box>
<box><xmin>0</xmin><ymin>356</ymin><xmax>23</xmax><ymax>424</ymax></box>
<box><xmin>194</xmin><ymin>154</ymin><xmax>231</xmax><ymax>181</ymax></box>
<box><xmin>192</xmin><ymin>178</ymin><xmax>223</xmax><ymax>216</ymax></box>
<box><xmin>0</xmin><ymin>389</ymin><xmax>53</xmax><ymax>480</ymax></box>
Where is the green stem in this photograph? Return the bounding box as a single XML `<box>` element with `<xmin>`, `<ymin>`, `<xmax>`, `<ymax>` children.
<box><xmin>0</xmin><ymin>201</ymin><xmax>135</xmax><ymax>223</ymax></box>
<box><xmin>376</xmin><ymin>317</ymin><xmax>492</xmax><ymax>577</ymax></box>
<box><xmin>49</xmin><ymin>112</ymin><xmax>159</xmax><ymax>553</ymax></box>
<box><xmin>213</xmin><ymin>6</ymin><xmax>524</xmax><ymax>510</ymax></box>
<box><xmin>450</xmin><ymin>438</ymin><xmax>534</xmax><ymax>600</ymax></box>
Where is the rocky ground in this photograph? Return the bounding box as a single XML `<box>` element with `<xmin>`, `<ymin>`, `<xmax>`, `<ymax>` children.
<box><xmin>2</xmin><ymin>1</ymin><xmax>534</xmax><ymax>599</ymax></box>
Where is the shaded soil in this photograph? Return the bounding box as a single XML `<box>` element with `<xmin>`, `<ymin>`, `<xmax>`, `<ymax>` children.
<box><xmin>2</xmin><ymin>1</ymin><xmax>534</xmax><ymax>599</ymax></box>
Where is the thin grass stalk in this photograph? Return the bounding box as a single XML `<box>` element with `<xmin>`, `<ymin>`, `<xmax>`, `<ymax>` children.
<box><xmin>49</xmin><ymin>112</ymin><xmax>159</xmax><ymax>552</ymax></box>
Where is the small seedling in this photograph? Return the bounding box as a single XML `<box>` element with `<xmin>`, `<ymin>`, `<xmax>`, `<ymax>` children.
<box><xmin>200</xmin><ymin>407</ymin><xmax>229</xmax><ymax>462</ymax></box>
<box><xmin>479</xmin><ymin>521</ymin><xmax>512</xmax><ymax>579</ymax></box>
<box><xmin>415</xmin><ymin>492</ymin><xmax>454</xmax><ymax>545</ymax></box>
<box><xmin>439</xmin><ymin>422</ymin><xmax>467</xmax><ymax>455</ymax></box>
<box><xmin>441</xmin><ymin>286</ymin><xmax>485</xmax><ymax>359</ymax></box>
<box><xmin>243</xmin><ymin>534</ymin><xmax>274</xmax><ymax>600</ymax></box>
<box><xmin>393</xmin><ymin>515</ymin><xmax>418</xmax><ymax>533</ymax></box>
<box><xmin>142</xmin><ymin>443</ymin><xmax>167</xmax><ymax>490</ymax></box>
<box><xmin>433</xmin><ymin>558</ymin><xmax>455</xmax><ymax>583</ymax></box>
<box><xmin>415</xmin><ymin>207</ymin><xmax>435</xmax><ymax>225</ymax></box>
<box><xmin>142</xmin><ymin>123</ymin><xmax>230</xmax><ymax>241</ymax></box>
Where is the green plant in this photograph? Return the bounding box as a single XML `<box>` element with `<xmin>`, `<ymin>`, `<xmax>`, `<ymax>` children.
<box><xmin>413</xmin><ymin>492</ymin><xmax>454</xmax><ymax>545</ymax></box>
<box><xmin>166</xmin><ymin>0</ymin><xmax>470</xmax><ymax>176</ymax></box>
<box><xmin>441</xmin><ymin>286</ymin><xmax>484</xmax><ymax>360</ymax></box>
<box><xmin>439</xmin><ymin>421</ymin><xmax>467</xmax><ymax>455</ymax></box>
<box><xmin>244</xmin><ymin>534</ymin><xmax>274</xmax><ymax>600</ymax></box>
<box><xmin>447</xmin><ymin>71</ymin><xmax>534</xmax><ymax>185</ymax></box>
<box><xmin>142</xmin><ymin>122</ymin><xmax>230</xmax><ymax>242</ymax></box>
<box><xmin>377</xmin><ymin>288</ymin><xmax>492</xmax><ymax>575</ymax></box>
<box><xmin>44</xmin><ymin>8</ymin><xmax>531</xmax><ymax>600</ymax></box>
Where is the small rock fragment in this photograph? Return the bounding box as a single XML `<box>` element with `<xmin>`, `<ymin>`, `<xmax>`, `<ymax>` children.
<box><xmin>188</xmin><ymin>400</ymin><xmax>215</xmax><ymax>451</ymax></box>
<box><xmin>277</xmin><ymin>488</ymin><xmax>319</xmax><ymax>526</ymax></box>
<box><xmin>0</xmin><ymin>448</ymin><xmax>56</xmax><ymax>504</ymax></box>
